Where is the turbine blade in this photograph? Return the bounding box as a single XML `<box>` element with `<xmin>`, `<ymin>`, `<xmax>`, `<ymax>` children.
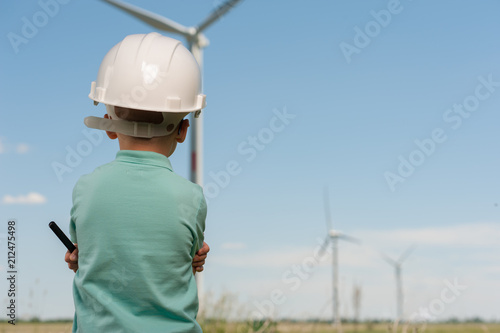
<box><xmin>196</xmin><ymin>0</ymin><xmax>243</xmax><ymax>33</ymax></box>
<box><xmin>338</xmin><ymin>233</ymin><xmax>360</xmax><ymax>244</ymax></box>
<box><xmin>380</xmin><ymin>251</ymin><xmax>397</xmax><ymax>266</ymax></box>
<box><xmin>318</xmin><ymin>236</ymin><xmax>330</xmax><ymax>257</ymax></box>
<box><xmin>323</xmin><ymin>186</ymin><xmax>333</xmax><ymax>232</ymax></box>
<box><xmin>103</xmin><ymin>0</ymin><xmax>192</xmax><ymax>37</ymax></box>
<box><xmin>397</xmin><ymin>244</ymin><xmax>416</xmax><ymax>264</ymax></box>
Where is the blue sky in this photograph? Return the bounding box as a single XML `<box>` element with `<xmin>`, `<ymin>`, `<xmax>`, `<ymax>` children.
<box><xmin>1</xmin><ymin>0</ymin><xmax>499</xmax><ymax>322</ymax></box>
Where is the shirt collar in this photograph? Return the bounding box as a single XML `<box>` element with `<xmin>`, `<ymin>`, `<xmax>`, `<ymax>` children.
<box><xmin>115</xmin><ymin>150</ymin><xmax>173</xmax><ymax>171</ymax></box>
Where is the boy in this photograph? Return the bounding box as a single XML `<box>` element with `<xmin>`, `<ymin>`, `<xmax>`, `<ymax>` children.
<box><xmin>67</xmin><ymin>32</ymin><xmax>208</xmax><ymax>332</ymax></box>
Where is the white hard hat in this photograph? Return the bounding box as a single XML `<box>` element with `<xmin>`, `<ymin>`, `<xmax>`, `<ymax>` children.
<box><xmin>84</xmin><ymin>32</ymin><xmax>206</xmax><ymax>138</ymax></box>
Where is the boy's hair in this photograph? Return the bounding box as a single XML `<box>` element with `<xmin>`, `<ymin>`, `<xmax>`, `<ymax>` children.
<box><xmin>114</xmin><ymin>107</ymin><xmax>164</xmax><ymax>124</ymax></box>
<box><xmin>111</xmin><ymin>106</ymin><xmax>185</xmax><ymax>140</ymax></box>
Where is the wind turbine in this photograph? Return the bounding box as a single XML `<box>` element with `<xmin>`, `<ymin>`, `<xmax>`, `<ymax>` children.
<box><xmin>102</xmin><ymin>0</ymin><xmax>243</xmax><ymax>313</ymax></box>
<box><xmin>319</xmin><ymin>187</ymin><xmax>359</xmax><ymax>332</ymax></box>
<box><xmin>381</xmin><ymin>244</ymin><xmax>416</xmax><ymax>322</ymax></box>
<box><xmin>102</xmin><ymin>0</ymin><xmax>242</xmax><ymax>185</ymax></box>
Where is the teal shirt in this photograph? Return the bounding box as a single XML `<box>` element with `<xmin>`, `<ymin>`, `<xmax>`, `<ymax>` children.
<box><xmin>69</xmin><ymin>150</ymin><xmax>206</xmax><ymax>333</ymax></box>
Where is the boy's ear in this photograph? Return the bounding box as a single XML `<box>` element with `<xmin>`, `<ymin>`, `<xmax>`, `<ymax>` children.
<box><xmin>176</xmin><ymin>119</ymin><xmax>190</xmax><ymax>143</ymax></box>
<box><xmin>104</xmin><ymin>114</ymin><xmax>118</xmax><ymax>140</ymax></box>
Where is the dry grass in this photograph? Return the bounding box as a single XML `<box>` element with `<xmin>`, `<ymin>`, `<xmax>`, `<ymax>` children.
<box><xmin>275</xmin><ymin>323</ymin><xmax>500</xmax><ymax>333</ymax></box>
<box><xmin>0</xmin><ymin>322</ymin><xmax>72</xmax><ymax>333</ymax></box>
<box><xmin>0</xmin><ymin>322</ymin><xmax>499</xmax><ymax>333</ymax></box>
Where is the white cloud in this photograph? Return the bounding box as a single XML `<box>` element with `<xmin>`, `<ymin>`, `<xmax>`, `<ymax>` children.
<box><xmin>355</xmin><ymin>222</ymin><xmax>500</xmax><ymax>248</ymax></box>
<box><xmin>221</xmin><ymin>242</ymin><xmax>247</xmax><ymax>250</ymax></box>
<box><xmin>210</xmin><ymin>223</ymin><xmax>500</xmax><ymax>270</ymax></box>
<box><xmin>0</xmin><ymin>139</ymin><xmax>31</xmax><ymax>154</ymax></box>
<box><xmin>2</xmin><ymin>192</ymin><xmax>47</xmax><ymax>205</ymax></box>
<box><xmin>16</xmin><ymin>143</ymin><xmax>30</xmax><ymax>154</ymax></box>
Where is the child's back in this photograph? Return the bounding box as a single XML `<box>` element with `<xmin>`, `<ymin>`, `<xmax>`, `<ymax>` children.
<box><xmin>70</xmin><ymin>150</ymin><xmax>205</xmax><ymax>332</ymax></box>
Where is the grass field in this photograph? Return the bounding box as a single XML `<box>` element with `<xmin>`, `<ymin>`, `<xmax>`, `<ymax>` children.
<box><xmin>0</xmin><ymin>322</ymin><xmax>499</xmax><ymax>333</ymax></box>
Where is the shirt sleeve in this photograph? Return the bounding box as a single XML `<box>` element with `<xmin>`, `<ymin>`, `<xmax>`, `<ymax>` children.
<box><xmin>69</xmin><ymin>181</ymin><xmax>79</xmax><ymax>244</ymax></box>
<box><xmin>69</xmin><ymin>214</ymin><xmax>77</xmax><ymax>244</ymax></box>
<box><xmin>192</xmin><ymin>186</ymin><xmax>207</xmax><ymax>256</ymax></box>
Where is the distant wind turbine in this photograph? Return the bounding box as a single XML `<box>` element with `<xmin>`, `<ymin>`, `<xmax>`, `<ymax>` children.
<box><xmin>319</xmin><ymin>187</ymin><xmax>359</xmax><ymax>332</ymax></box>
<box><xmin>381</xmin><ymin>244</ymin><xmax>416</xmax><ymax>322</ymax></box>
<box><xmin>102</xmin><ymin>0</ymin><xmax>243</xmax><ymax>313</ymax></box>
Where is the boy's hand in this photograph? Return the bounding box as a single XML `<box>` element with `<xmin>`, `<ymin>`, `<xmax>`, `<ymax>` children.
<box><xmin>64</xmin><ymin>244</ymin><xmax>79</xmax><ymax>273</ymax></box>
<box><xmin>192</xmin><ymin>242</ymin><xmax>210</xmax><ymax>274</ymax></box>
<box><xmin>66</xmin><ymin>242</ymin><xmax>209</xmax><ymax>274</ymax></box>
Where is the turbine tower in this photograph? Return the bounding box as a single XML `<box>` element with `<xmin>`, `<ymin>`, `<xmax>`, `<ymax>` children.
<box><xmin>102</xmin><ymin>0</ymin><xmax>243</xmax><ymax>313</ymax></box>
<box><xmin>320</xmin><ymin>187</ymin><xmax>359</xmax><ymax>332</ymax></box>
<box><xmin>381</xmin><ymin>245</ymin><xmax>416</xmax><ymax>322</ymax></box>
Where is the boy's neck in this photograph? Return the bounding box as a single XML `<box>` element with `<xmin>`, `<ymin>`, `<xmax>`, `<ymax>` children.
<box><xmin>118</xmin><ymin>135</ymin><xmax>175</xmax><ymax>158</ymax></box>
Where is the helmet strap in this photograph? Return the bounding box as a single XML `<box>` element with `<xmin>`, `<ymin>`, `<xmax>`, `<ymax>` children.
<box><xmin>83</xmin><ymin>105</ymin><xmax>183</xmax><ymax>138</ymax></box>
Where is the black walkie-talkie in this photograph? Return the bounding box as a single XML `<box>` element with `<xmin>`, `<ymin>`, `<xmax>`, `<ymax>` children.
<box><xmin>49</xmin><ymin>221</ymin><xmax>76</xmax><ymax>253</ymax></box>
